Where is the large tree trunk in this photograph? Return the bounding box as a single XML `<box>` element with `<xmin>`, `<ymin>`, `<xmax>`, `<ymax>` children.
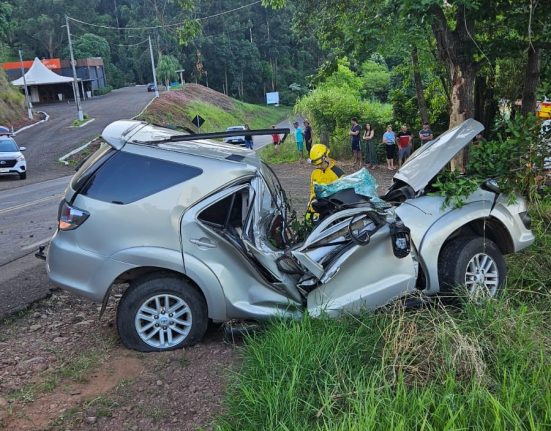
<box><xmin>411</xmin><ymin>45</ymin><xmax>429</xmax><ymax>125</ymax></box>
<box><xmin>430</xmin><ymin>5</ymin><xmax>478</xmax><ymax>172</ymax></box>
<box><xmin>474</xmin><ymin>73</ymin><xmax>497</xmax><ymax>135</ymax></box>
<box><xmin>521</xmin><ymin>46</ymin><xmax>540</xmax><ymax>116</ymax></box>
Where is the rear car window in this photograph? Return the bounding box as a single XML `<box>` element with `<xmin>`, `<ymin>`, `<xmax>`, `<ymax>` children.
<box><xmin>79</xmin><ymin>151</ymin><xmax>202</xmax><ymax>204</ymax></box>
<box><xmin>71</xmin><ymin>143</ymin><xmax>115</xmax><ymax>192</ymax></box>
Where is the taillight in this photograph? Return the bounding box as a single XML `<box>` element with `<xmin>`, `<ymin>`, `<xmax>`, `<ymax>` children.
<box><xmin>58</xmin><ymin>200</ymin><xmax>89</xmax><ymax>231</ymax></box>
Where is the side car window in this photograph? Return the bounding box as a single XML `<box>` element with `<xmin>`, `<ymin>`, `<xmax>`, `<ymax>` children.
<box><xmin>198</xmin><ymin>189</ymin><xmax>249</xmax><ymax>229</ymax></box>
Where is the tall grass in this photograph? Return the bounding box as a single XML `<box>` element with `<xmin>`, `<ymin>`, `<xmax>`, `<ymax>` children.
<box><xmin>217</xmin><ymin>201</ymin><xmax>551</xmax><ymax>430</ymax></box>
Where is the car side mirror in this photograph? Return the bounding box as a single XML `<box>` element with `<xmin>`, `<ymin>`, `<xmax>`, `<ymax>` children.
<box><xmin>481</xmin><ymin>178</ymin><xmax>500</xmax><ymax>194</ymax></box>
<box><xmin>19</xmin><ymin>147</ymin><xmax>26</xmax><ymax>151</ymax></box>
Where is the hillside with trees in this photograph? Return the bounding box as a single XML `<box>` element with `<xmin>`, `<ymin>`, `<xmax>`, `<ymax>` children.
<box><xmin>0</xmin><ymin>0</ymin><xmax>322</xmax><ymax>105</ymax></box>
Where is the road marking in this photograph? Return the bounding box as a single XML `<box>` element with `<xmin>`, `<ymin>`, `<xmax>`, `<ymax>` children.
<box><xmin>0</xmin><ymin>193</ymin><xmax>63</xmax><ymax>215</ymax></box>
<box><xmin>21</xmin><ymin>237</ymin><xmax>52</xmax><ymax>251</ymax></box>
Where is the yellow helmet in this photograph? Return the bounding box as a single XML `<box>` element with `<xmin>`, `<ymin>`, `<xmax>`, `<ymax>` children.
<box><xmin>309</xmin><ymin>144</ymin><xmax>329</xmax><ymax>166</ymax></box>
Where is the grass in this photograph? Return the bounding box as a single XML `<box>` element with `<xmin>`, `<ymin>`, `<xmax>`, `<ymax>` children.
<box><xmin>216</xmin><ymin>200</ymin><xmax>551</xmax><ymax>430</ymax></box>
<box><xmin>139</xmin><ymin>94</ymin><xmax>291</xmax><ymax>133</ymax></box>
<box><xmin>71</xmin><ymin>114</ymin><xmax>92</xmax><ymax>127</ymax></box>
<box><xmin>258</xmin><ymin>136</ymin><xmax>302</xmax><ymax>164</ymax></box>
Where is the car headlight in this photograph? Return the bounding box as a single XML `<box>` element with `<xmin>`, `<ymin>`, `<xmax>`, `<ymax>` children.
<box><xmin>17</xmin><ymin>154</ymin><xmax>25</xmax><ymax>162</ymax></box>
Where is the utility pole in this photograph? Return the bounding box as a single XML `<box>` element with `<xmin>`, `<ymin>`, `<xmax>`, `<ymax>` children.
<box><xmin>148</xmin><ymin>35</ymin><xmax>159</xmax><ymax>98</ymax></box>
<box><xmin>65</xmin><ymin>15</ymin><xmax>83</xmax><ymax>121</ymax></box>
<box><xmin>18</xmin><ymin>50</ymin><xmax>32</xmax><ymax>120</ymax></box>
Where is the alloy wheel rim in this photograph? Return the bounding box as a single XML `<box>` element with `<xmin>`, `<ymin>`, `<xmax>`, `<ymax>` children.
<box><xmin>464</xmin><ymin>253</ymin><xmax>499</xmax><ymax>302</ymax></box>
<box><xmin>135</xmin><ymin>294</ymin><xmax>192</xmax><ymax>348</ymax></box>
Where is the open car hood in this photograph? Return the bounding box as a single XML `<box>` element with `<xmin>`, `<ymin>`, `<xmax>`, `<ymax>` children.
<box><xmin>393</xmin><ymin>118</ymin><xmax>484</xmax><ymax>192</ymax></box>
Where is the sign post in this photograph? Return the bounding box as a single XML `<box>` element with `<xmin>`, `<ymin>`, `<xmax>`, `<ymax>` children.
<box><xmin>191</xmin><ymin>114</ymin><xmax>205</xmax><ymax>130</ymax></box>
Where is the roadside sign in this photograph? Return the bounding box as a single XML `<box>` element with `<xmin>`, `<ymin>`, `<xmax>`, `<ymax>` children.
<box><xmin>266</xmin><ymin>91</ymin><xmax>279</xmax><ymax>105</ymax></box>
<box><xmin>192</xmin><ymin>114</ymin><xmax>205</xmax><ymax>129</ymax></box>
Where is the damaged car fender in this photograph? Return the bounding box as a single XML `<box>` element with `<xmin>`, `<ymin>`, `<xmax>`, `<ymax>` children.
<box><xmin>396</xmin><ymin>189</ymin><xmax>506</xmax><ymax>294</ymax></box>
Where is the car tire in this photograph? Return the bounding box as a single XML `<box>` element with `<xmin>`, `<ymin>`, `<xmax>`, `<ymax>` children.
<box><xmin>116</xmin><ymin>273</ymin><xmax>208</xmax><ymax>352</ymax></box>
<box><xmin>19</xmin><ymin>172</ymin><xmax>26</xmax><ymax>180</ymax></box>
<box><xmin>438</xmin><ymin>236</ymin><xmax>506</xmax><ymax>304</ymax></box>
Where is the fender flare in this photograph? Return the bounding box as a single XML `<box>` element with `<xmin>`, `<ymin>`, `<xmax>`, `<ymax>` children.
<box><xmin>107</xmin><ymin>247</ymin><xmax>227</xmax><ymax>321</ymax></box>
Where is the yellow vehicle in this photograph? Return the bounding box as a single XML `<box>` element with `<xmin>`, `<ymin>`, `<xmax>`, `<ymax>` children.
<box><xmin>536</xmin><ymin>101</ymin><xmax>551</xmax><ymax>119</ymax></box>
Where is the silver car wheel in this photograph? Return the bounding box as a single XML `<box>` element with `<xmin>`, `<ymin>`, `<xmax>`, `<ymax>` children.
<box><xmin>134</xmin><ymin>294</ymin><xmax>192</xmax><ymax>349</ymax></box>
<box><xmin>464</xmin><ymin>252</ymin><xmax>499</xmax><ymax>302</ymax></box>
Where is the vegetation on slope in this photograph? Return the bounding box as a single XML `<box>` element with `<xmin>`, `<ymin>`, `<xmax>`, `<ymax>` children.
<box><xmin>0</xmin><ymin>69</ymin><xmax>25</xmax><ymax>128</ymax></box>
<box><xmin>217</xmin><ymin>202</ymin><xmax>551</xmax><ymax>430</ymax></box>
<box><xmin>138</xmin><ymin>84</ymin><xmax>290</xmax><ymax>132</ymax></box>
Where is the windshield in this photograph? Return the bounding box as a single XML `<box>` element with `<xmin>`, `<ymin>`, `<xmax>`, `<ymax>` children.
<box><xmin>0</xmin><ymin>138</ymin><xmax>18</xmax><ymax>152</ymax></box>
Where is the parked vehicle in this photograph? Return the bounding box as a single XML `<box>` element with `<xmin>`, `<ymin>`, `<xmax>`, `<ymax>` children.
<box><xmin>46</xmin><ymin>119</ymin><xmax>535</xmax><ymax>352</ymax></box>
<box><xmin>0</xmin><ymin>136</ymin><xmax>27</xmax><ymax>180</ymax></box>
<box><xmin>223</xmin><ymin>125</ymin><xmax>246</xmax><ymax>145</ymax></box>
<box><xmin>146</xmin><ymin>83</ymin><xmax>157</xmax><ymax>92</ymax></box>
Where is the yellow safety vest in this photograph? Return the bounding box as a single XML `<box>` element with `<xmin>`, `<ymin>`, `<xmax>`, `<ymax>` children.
<box><xmin>307</xmin><ymin>160</ymin><xmax>344</xmax><ymax>215</ymax></box>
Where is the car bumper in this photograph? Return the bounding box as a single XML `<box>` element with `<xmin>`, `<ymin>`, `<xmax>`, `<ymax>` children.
<box><xmin>47</xmin><ymin>230</ymin><xmax>136</xmax><ymax>302</ymax></box>
<box><xmin>0</xmin><ymin>160</ymin><xmax>25</xmax><ymax>175</ymax></box>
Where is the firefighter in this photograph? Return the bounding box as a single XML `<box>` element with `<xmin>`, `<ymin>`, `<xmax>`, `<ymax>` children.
<box><xmin>307</xmin><ymin>144</ymin><xmax>344</xmax><ymax>220</ymax></box>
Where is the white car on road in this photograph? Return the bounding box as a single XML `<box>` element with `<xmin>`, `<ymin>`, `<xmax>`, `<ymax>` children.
<box><xmin>0</xmin><ymin>136</ymin><xmax>27</xmax><ymax>180</ymax></box>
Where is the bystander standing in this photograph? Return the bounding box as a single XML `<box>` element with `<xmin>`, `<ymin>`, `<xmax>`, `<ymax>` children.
<box><xmin>349</xmin><ymin>117</ymin><xmax>362</xmax><ymax>168</ymax></box>
<box><xmin>244</xmin><ymin>124</ymin><xmax>253</xmax><ymax>150</ymax></box>
<box><xmin>293</xmin><ymin>121</ymin><xmax>304</xmax><ymax>160</ymax></box>
<box><xmin>304</xmin><ymin>120</ymin><xmax>313</xmax><ymax>153</ymax></box>
<box><xmin>271</xmin><ymin>125</ymin><xmax>281</xmax><ymax>152</ymax></box>
<box><xmin>362</xmin><ymin>122</ymin><xmax>376</xmax><ymax>168</ymax></box>
<box><xmin>383</xmin><ymin>125</ymin><xmax>397</xmax><ymax>170</ymax></box>
<box><xmin>397</xmin><ymin>124</ymin><xmax>412</xmax><ymax>168</ymax></box>
<box><xmin>419</xmin><ymin>122</ymin><xmax>433</xmax><ymax>146</ymax></box>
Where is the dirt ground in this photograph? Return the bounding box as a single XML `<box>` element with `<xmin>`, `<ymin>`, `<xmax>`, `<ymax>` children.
<box><xmin>0</xmin><ymin>161</ymin><xmax>393</xmax><ymax>430</ymax></box>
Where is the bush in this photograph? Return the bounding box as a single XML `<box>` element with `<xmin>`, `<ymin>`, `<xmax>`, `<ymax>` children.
<box><xmin>295</xmin><ymin>86</ymin><xmax>392</xmax><ymax>159</ymax></box>
<box><xmin>93</xmin><ymin>85</ymin><xmax>113</xmax><ymax>96</ymax></box>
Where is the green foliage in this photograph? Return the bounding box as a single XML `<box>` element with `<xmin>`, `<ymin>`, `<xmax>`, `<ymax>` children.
<box><xmin>156</xmin><ymin>54</ymin><xmax>181</xmax><ymax>87</ymax></box>
<box><xmin>318</xmin><ymin>59</ymin><xmax>363</xmax><ymax>96</ymax></box>
<box><xmin>359</xmin><ymin>60</ymin><xmax>390</xmax><ymax>101</ymax></box>
<box><xmin>139</xmin><ymin>89</ymin><xmax>290</xmax><ymax>134</ymax></box>
<box><xmin>258</xmin><ymin>138</ymin><xmax>300</xmax><ymax>164</ymax></box>
<box><xmin>217</xmin><ymin>265</ymin><xmax>551</xmax><ymax>430</ymax></box>
<box><xmin>0</xmin><ymin>68</ymin><xmax>25</xmax><ymax>126</ymax></box>
<box><xmin>432</xmin><ymin>114</ymin><xmax>548</xmax><ymax>208</ymax></box>
<box><xmin>93</xmin><ymin>85</ymin><xmax>112</xmax><ymax>96</ymax></box>
<box><xmin>469</xmin><ymin>114</ymin><xmax>548</xmax><ymax>200</ymax></box>
<box><xmin>296</xmin><ymin>84</ymin><xmax>392</xmax><ymax>159</ymax></box>
<box><xmin>431</xmin><ymin>169</ymin><xmax>481</xmax><ymax>208</ymax></box>
<box><xmin>73</xmin><ymin>33</ymin><xmax>111</xmax><ymax>61</ymax></box>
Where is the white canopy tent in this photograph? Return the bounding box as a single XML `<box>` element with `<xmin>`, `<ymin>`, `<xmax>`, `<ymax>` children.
<box><xmin>10</xmin><ymin>57</ymin><xmax>75</xmax><ymax>86</ymax></box>
<box><xmin>10</xmin><ymin>57</ymin><xmax>82</xmax><ymax>104</ymax></box>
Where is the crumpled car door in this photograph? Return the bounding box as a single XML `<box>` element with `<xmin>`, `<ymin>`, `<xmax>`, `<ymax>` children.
<box><xmin>240</xmin><ymin>175</ymin><xmax>303</xmax><ymax>304</ymax></box>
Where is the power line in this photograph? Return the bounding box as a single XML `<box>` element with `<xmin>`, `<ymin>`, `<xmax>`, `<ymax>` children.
<box><xmin>66</xmin><ymin>1</ymin><xmax>261</xmax><ymax>31</ymax></box>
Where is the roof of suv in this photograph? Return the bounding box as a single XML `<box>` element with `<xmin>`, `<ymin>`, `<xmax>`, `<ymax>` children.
<box><xmin>102</xmin><ymin>120</ymin><xmax>261</xmax><ymax>167</ymax></box>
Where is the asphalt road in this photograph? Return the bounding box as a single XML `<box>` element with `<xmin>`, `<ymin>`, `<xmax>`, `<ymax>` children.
<box><xmin>0</xmin><ymin>86</ymin><xmax>155</xmax><ymax>192</ymax></box>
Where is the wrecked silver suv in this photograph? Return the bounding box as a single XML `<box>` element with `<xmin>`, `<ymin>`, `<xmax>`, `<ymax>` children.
<box><xmin>46</xmin><ymin>119</ymin><xmax>535</xmax><ymax>351</ymax></box>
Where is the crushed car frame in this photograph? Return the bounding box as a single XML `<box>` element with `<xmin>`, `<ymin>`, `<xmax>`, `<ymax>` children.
<box><xmin>45</xmin><ymin>119</ymin><xmax>535</xmax><ymax>351</ymax></box>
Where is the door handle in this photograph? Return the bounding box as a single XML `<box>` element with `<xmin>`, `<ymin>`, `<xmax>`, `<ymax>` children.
<box><xmin>190</xmin><ymin>238</ymin><xmax>217</xmax><ymax>249</ymax></box>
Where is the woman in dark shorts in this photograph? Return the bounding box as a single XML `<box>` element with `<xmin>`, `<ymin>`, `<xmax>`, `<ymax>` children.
<box><xmin>382</xmin><ymin>125</ymin><xmax>396</xmax><ymax>170</ymax></box>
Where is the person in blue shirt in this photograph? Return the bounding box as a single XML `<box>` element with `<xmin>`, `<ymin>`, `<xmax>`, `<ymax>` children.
<box><xmin>382</xmin><ymin>125</ymin><xmax>397</xmax><ymax>170</ymax></box>
<box><xmin>293</xmin><ymin>121</ymin><xmax>304</xmax><ymax>160</ymax></box>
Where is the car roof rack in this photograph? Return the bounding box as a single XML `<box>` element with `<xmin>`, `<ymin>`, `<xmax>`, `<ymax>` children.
<box><xmin>141</xmin><ymin>128</ymin><xmax>291</xmax><ymax>145</ymax></box>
